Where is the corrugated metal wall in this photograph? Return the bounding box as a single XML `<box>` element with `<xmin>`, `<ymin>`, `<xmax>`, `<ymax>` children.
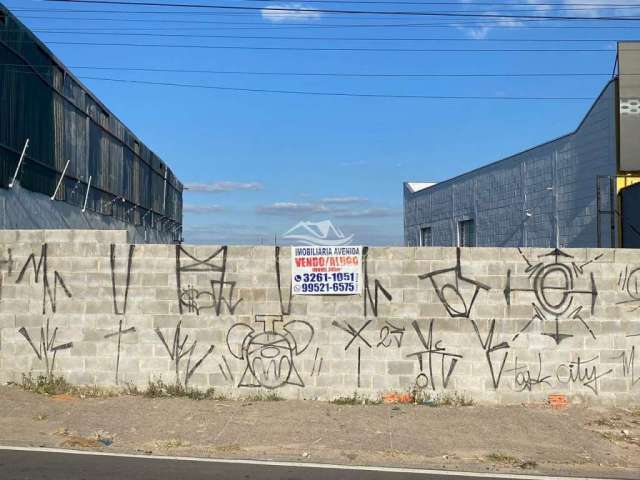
<box><xmin>0</xmin><ymin>4</ymin><xmax>183</xmax><ymax>239</ymax></box>
<box><xmin>403</xmin><ymin>80</ymin><xmax>618</xmax><ymax>248</ymax></box>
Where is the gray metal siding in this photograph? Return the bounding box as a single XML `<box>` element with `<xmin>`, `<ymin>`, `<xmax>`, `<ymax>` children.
<box><xmin>404</xmin><ymin>81</ymin><xmax>618</xmax><ymax>248</ymax></box>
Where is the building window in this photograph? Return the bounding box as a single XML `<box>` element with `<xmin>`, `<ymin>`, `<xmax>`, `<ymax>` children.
<box><xmin>458</xmin><ymin>219</ymin><xmax>475</xmax><ymax>247</ymax></box>
<box><xmin>420</xmin><ymin>226</ymin><xmax>432</xmax><ymax>246</ymax></box>
<box><xmin>0</xmin><ymin>12</ymin><xmax>6</xmax><ymax>26</ymax></box>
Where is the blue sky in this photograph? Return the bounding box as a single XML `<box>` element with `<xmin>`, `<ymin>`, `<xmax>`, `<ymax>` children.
<box><xmin>6</xmin><ymin>0</ymin><xmax>633</xmax><ymax>245</ymax></box>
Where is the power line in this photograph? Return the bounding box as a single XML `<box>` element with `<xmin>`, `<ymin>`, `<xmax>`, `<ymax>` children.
<box><xmin>15</xmin><ymin>13</ymin><xmax>640</xmax><ymax>29</ymax></box>
<box><xmin>75</xmin><ymin>74</ymin><xmax>597</xmax><ymax>100</ymax></box>
<box><xmin>13</xmin><ymin>7</ymin><xmax>640</xmax><ymax>19</ymax></box>
<box><xmin>11</xmin><ymin>8</ymin><xmax>640</xmax><ymax>25</ymax></box>
<box><xmin>3</xmin><ymin>63</ymin><xmax>629</xmax><ymax>77</ymax></box>
<box><xmin>18</xmin><ymin>9</ymin><xmax>609</xmax><ymax>26</ymax></box>
<box><xmin>208</xmin><ymin>0</ymin><xmax>640</xmax><ymax>5</ymax></box>
<box><xmin>12</xmin><ymin>4</ymin><xmax>640</xmax><ymax>14</ymax></box>
<box><xmin>24</xmin><ymin>29</ymin><xmax>635</xmax><ymax>42</ymax></box>
<box><xmin>40</xmin><ymin>0</ymin><xmax>640</xmax><ymax>21</ymax></box>
<box><xmin>47</xmin><ymin>0</ymin><xmax>640</xmax><ymax>6</ymax></box>
<box><xmin>3</xmin><ymin>40</ymin><xmax>618</xmax><ymax>52</ymax></box>
<box><xmin>3</xmin><ymin>65</ymin><xmax>598</xmax><ymax>99</ymax></box>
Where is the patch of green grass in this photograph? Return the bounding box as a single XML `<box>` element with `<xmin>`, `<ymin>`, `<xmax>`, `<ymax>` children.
<box><xmin>330</xmin><ymin>392</ymin><xmax>382</xmax><ymax>405</ymax></box>
<box><xmin>21</xmin><ymin>374</ymin><xmax>72</xmax><ymax>395</ymax></box>
<box><xmin>21</xmin><ymin>373</ymin><xmax>118</xmax><ymax>398</ymax></box>
<box><xmin>243</xmin><ymin>391</ymin><xmax>284</xmax><ymax>402</ymax></box>
<box><xmin>142</xmin><ymin>379</ymin><xmax>218</xmax><ymax>400</ymax></box>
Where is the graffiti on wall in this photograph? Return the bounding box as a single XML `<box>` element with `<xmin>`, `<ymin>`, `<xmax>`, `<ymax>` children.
<box><xmin>16</xmin><ymin>244</ymin><xmax>72</xmax><ymax>314</ymax></box>
<box><xmin>471</xmin><ymin>319</ymin><xmax>510</xmax><ymax>389</ymax></box>
<box><xmin>275</xmin><ymin>246</ymin><xmax>293</xmax><ymax>316</ymax></box>
<box><xmin>105</xmin><ymin>243</ymin><xmax>137</xmax><ymax>384</ymax></box>
<box><xmin>155</xmin><ymin>319</ymin><xmax>215</xmax><ymax>388</ymax></box>
<box><xmin>419</xmin><ymin>248</ymin><xmax>489</xmax><ymax>319</ymax></box>
<box><xmin>175</xmin><ymin>246</ymin><xmax>242</xmax><ymax>316</ymax></box>
<box><xmin>505</xmin><ymin>248</ymin><xmax>599</xmax><ymax>344</ymax></box>
<box><xmin>618</xmin><ymin>266</ymin><xmax>640</xmax><ymax>312</ymax></box>
<box><xmin>362</xmin><ymin>246</ymin><xmax>393</xmax><ymax>317</ymax></box>
<box><xmin>18</xmin><ymin>318</ymin><xmax>72</xmax><ymax>379</ymax></box>
<box><xmin>506</xmin><ymin>354</ymin><xmax>552</xmax><ymax>392</ymax></box>
<box><xmin>406</xmin><ymin>319</ymin><xmax>462</xmax><ymax>390</ymax></box>
<box><xmin>418</xmin><ymin>248</ymin><xmax>511</xmax><ymax>390</ymax></box>
<box><xmin>1</xmin><ymin>242</ymin><xmax>639</xmax><ymax>399</ymax></box>
<box><xmin>613</xmin><ymin>346</ymin><xmax>639</xmax><ymax>387</ymax></box>
<box><xmin>0</xmin><ymin>248</ymin><xmax>13</xmax><ymax>300</ymax></box>
<box><xmin>377</xmin><ymin>321</ymin><xmax>405</xmax><ymax>349</ymax></box>
<box><xmin>333</xmin><ymin>319</ymin><xmax>372</xmax><ymax>388</ymax></box>
<box><xmin>226</xmin><ymin>315</ymin><xmax>314</xmax><ymax>389</ymax></box>
<box><xmin>555</xmin><ymin>355</ymin><xmax>612</xmax><ymax>394</ymax></box>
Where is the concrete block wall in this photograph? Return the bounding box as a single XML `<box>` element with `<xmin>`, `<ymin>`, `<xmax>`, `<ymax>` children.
<box><xmin>0</xmin><ymin>230</ymin><xmax>639</xmax><ymax>405</ymax></box>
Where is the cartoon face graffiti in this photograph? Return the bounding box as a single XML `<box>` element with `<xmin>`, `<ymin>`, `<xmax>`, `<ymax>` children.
<box><xmin>227</xmin><ymin>316</ymin><xmax>314</xmax><ymax>389</ymax></box>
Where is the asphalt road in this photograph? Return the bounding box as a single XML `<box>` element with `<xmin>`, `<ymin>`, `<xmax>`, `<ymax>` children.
<box><xmin>0</xmin><ymin>448</ymin><xmax>551</xmax><ymax>480</ymax></box>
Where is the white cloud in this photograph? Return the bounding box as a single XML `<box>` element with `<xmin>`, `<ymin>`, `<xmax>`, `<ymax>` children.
<box><xmin>182</xmin><ymin>221</ymin><xmax>403</xmax><ymax>245</ymax></box>
<box><xmin>183</xmin><ymin>204</ymin><xmax>226</xmax><ymax>214</ymax></box>
<box><xmin>524</xmin><ymin>0</ymin><xmax>553</xmax><ymax>13</ymax></box>
<box><xmin>257</xmin><ymin>202</ymin><xmax>330</xmax><ymax>215</ymax></box>
<box><xmin>562</xmin><ymin>0</ymin><xmax>629</xmax><ymax>17</ymax></box>
<box><xmin>457</xmin><ymin>13</ymin><xmax>524</xmax><ymax>39</ymax></box>
<box><xmin>185</xmin><ymin>181</ymin><xmax>263</xmax><ymax>193</ymax></box>
<box><xmin>256</xmin><ymin>200</ymin><xmax>398</xmax><ymax>219</ymax></box>
<box><xmin>333</xmin><ymin>208</ymin><xmax>399</xmax><ymax>219</ymax></box>
<box><xmin>457</xmin><ymin>0</ymin><xmax>626</xmax><ymax>39</ymax></box>
<box><xmin>261</xmin><ymin>3</ymin><xmax>322</xmax><ymax>23</ymax></box>
<box><xmin>321</xmin><ymin>196</ymin><xmax>369</xmax><ymax>205</ymax></box>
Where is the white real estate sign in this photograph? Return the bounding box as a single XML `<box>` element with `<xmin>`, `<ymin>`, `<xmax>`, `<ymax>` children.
<box><xmin>291</xmin><ymin>246</ymin><xmax>362</xmax><ymax>295</ymax></box>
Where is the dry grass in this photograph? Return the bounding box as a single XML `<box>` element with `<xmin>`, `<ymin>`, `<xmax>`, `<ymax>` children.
<box><xmin>330</xmin><ymin>392</ymin><xmax>382</xmax><ymax>405</ymax></box>
<box><xmin>486</xmin><ymin>452</ymin><xmax>537</xmax><ymax>469</ymax></box>
<box><xmin>412</xmin><ymin>387</ymin><xmax>474</xmax><ymax>407</ymax></box>
<box><xmin>243</xmin><ymin>391</ymin><xmax>284</xmax><ymax>402</ymax></box>
<box><xmin>159</xmin><ymin>438</ymin><xmax>191</xmax><ymax>449</ymax></box>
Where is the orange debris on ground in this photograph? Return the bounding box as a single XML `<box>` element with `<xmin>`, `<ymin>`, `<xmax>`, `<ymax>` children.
<box><xmin>548</xmin><ymin>394</ymin><xmax>568</xmax><ymax>409</ymax></box>
<box><xmin>383</xmin><ymin>392</ymin><xmax>414</xmax><ymax>404</ymax></box>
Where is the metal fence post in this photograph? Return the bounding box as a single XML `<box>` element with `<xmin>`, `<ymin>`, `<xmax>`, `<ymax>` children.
<box><xmin>8</xmin><ymin>138</ymin><xmax>30</xmax><ymax>189</ymax></box>
<box><xmin>51</xmin><ymin>160</ymin><xmax>70</xmax><ymax>200</ymax></box>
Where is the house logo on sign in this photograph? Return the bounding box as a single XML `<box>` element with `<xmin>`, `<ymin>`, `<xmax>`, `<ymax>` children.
<box><xmin>283</xmin><ymin>220</ymin><xmax>354</xmax><ymax>246</ymax></box>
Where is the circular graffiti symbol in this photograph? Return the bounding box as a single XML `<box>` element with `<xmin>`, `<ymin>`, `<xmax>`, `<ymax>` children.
<box><xmin>440</xmin><ymin>284</ymin><xmax>467</xmax><ymax>316</ymax></box>
<box><xmin>415</xmin><ymin>373</ymin><xmax>429</xmax><ymax>389</ymax></box>
<box><xmin>625</xmin><ymin>267</ymin><xmax>640</xmax><ymax>301</ymax></box>
<box><xmin>533</xmin><ymin>263</ymin><xmax>574</xmax><ymax>316</ymax></box>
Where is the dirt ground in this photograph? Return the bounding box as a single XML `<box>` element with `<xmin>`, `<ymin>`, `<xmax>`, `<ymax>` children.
<box><xmin>0</xmin><ymin>386</ymin><xmax>638</xmax><ymax>478</ymax></box>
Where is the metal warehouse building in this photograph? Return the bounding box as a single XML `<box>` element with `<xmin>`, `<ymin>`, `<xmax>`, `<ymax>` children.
<box><xmin>0</xmin><ymin>4</ymin><xmax>183</xmax><ymax>243</ymax></box>
<box><xmin>404</xmin><ymin>41</ymin><xmax>640</xmax><ymax>249</ymax></box>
